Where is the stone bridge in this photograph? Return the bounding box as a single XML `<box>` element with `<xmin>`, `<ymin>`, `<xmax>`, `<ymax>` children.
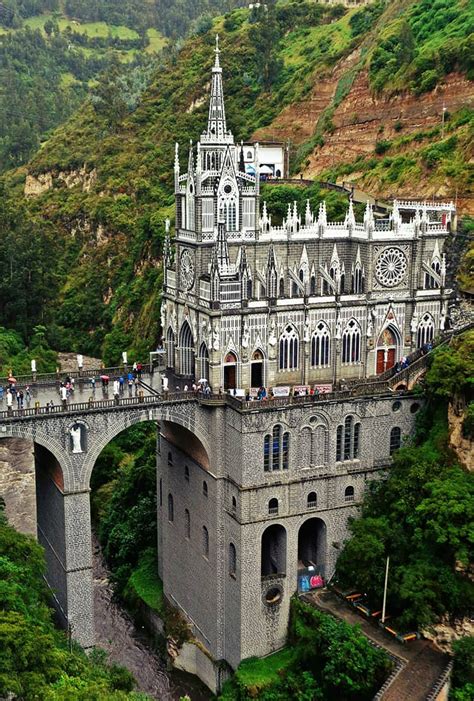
<box><xmin>0</xmin><ymin>390</ymin><xmax>213</xmax><ymax>648</ymax></box>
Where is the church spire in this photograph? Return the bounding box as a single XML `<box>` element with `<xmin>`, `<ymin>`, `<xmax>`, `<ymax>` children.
<box><xmin>202</xmin><ymin>35</ymin><xmax>233</xmax><ymax>144</ymax></box>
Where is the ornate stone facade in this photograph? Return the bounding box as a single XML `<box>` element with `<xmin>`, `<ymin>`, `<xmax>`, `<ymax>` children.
<box><xmin>162</xmin><ymin>40</ymin><xmax>453</xmax><ymax>393</ymax></box>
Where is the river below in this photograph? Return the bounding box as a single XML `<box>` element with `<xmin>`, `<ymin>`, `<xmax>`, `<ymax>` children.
<box><xmin>92</xmin><ymin>536</ymin><xmax>212</xmax><ymax>701</ymax></box>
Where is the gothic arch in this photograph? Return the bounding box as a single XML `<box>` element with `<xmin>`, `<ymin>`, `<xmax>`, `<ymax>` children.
<box><xmin>179</xmin><ymin>321</ymin><xmax>195</xmax><ymax>377</ymax></box>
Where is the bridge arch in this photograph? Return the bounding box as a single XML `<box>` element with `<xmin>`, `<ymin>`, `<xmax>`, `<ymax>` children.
<box><xmin>81</xmin><ymin>403</ymin><xmax>213</xmax><ymax>491</ymax></box>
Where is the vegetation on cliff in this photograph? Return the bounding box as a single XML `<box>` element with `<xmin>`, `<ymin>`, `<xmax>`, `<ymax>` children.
<box><xmin>219</xmin><ymin>598</ymin><xmax>391</xmax><ymax>701</ymax></box>
<box><xmin>0</xmin><ymin>501</ymin><xmax>149</xmax><ymax>700</ymax></box>
<box><xmin>336</xmin><ymin>331</ymin><xmax>474</xmax><ymax>630</ymax></box>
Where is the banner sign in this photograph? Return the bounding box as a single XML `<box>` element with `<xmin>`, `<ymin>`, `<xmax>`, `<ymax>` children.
<box><xmin>272</xmin><ymin>386</ymin><xmax>290</xmax><ymax>397</ymax></box>
<box><xmin>293</xmin><ymin>385</ymin><xmax>310</xmax><ymax>396</ymax></box>
<box><xmin>313</xmin><ymin>383</ymin><xmax>333</xmax><ymax>394</ymax></box>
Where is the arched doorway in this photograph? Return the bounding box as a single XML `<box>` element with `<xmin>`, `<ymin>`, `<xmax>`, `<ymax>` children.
<box><xmin>223</xmin><ymin>351</ymin><xmax>238</xmax><ymax>390</ymax></box>
<box><xmin>251</xmin><ymin>349</ymin><xmax>265</xmax><ymax>387</ymax></box>
<box><xmin>179</xmin><ymin>322</ymin><xmax>195</xmax><ymax>377</ymax></box>
<box><xmin>297</xmin><ymin>518</ymin><xmax>327</xmax><ymax>590</ymax></box>
<box><xmin>376</xmin><ymin>325</ymin><xmax>400</xmax><ymax>374</ymax></box>
<box><xmin>261</xmin><ymin>524</ymin><xmax>287</xmax><ymax>576</ymax></box>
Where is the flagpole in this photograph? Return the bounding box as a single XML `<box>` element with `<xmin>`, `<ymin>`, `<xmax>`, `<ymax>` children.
<box><xmin>382</xmin><ymin>556</ymin><xmax>390</xmax><ymax>624</ymax></box>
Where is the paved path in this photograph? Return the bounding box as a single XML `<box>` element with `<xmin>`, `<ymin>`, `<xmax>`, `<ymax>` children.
<box><xmin>305</xmin><ymin>590</ymin><xmax>449</xmax><ymax>701</ymax></box>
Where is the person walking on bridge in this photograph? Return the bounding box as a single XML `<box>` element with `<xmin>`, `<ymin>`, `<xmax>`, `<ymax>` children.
<box><xmin>6</xmin><ymin>389</ymin><xmax>13</xmax><ymax>413</ymax></box>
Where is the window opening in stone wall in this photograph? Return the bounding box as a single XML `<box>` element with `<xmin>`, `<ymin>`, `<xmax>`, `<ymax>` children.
<box><xmin>229</xmin><ymin>542</ymin><xmax>236</xmax><ymax>577</ymax></box>
<box><xmin>168</xmin><ymin>451</ymin><xmax>173</xmax><ymax>466</ymax></box>
<box><xmin>184</xmin><ymin>465</ymin><xmax>189</xmax><ymax>482</ymax></box>
<box><xmin>307</xmin><ymin>492</ymin><xmax>317</xmax><ymax>509</ymax></box>
<box><xmin>185</xmin><ymin>509</ymin><xmax>190</xmax><ymax>539</ymax></box>
<box><xmin>279</xmin><ymin>324</ymin><xmax>299</xmax><ymax>370</ymax></box>
<box><xmin>168</xmin><ymin>493</ymin><xmax>174</xmax><ymax>522</ymax></box>
<box><xmin>343</xmin><ymin>416</ymin><xmax>353</xmax><ymax>460</ymax></box>
<box><xmin>203</xmin><ymin>526</ymin><xmax>209</xmax><ymax>558</ymax></box>
<box><xmin>424</xmin><ymin>260</ymin><xmax>441</xmax><ymax>289</ymax></box>
<box><xmin>166</xmin><ymin>327</ymin><xmax>175</xmax><ymax>368</ymax></box>
<box><xmin>311</xmin><ymin>322</ymin><xmax>330</xmax><ymax>367</ymax></box>
<box><xmin>279</xmin><ymin>278</ymin><xmax>284</xmax><ymax>297</ymax></box>
<box><xmin>337</xmin><ymin>418</ymin><xmax>360</xmax><ymax>461</ymax></box>
<box><xmin>342</xmin><ymin>319</ymin><xmax>361</xmax><ymax>364</ymax></box>
<box><xmin>264</xmin><ymin>434</ymin><xmax>270</xmax><ymax>471</ymax></box>
<box><xmin>159</xmin><ymin>478</ymin><xmax>162</xmax><ymax>506</ymax></box>
<box><xmin>203</xmin><ymin>480</ymin><xmax>208</xmax><ymax>497</ymax></box>
<box><xmin>198</xmin><ymin>342</ymin><xmax>209</xmax><ymax>382</ymax></box>
<box><xmin>268</xmin><ymin>497</ymin><xmax>279</xmax><ymax>515</ymax></box>
<box><xmin>344</xmin><ymin>486</ymin><xmax>354</xmax><ymax>502</ymax></box>
<box><xmin>179</xmin><ymin>321</ymin><xmax>195</xmax><ymax>377</ymax></box>
<box><xmin>264</xmin><ymin>425</ymin><xmax>289</xmax><ymax>471</ymax></box>
<box><xmin>310</xmin><ymin>275</ymin><xmax>316</xmax><ymax>295</ymax></box>
<box><xmin>336</xmin><ymin>425</ymin><xmax>343</xmax><ymax>462</ymax></box>
<box><xmin>416</xmin><ymin>313</ymin><xmax>435</xmax><ymax>348</ymax></box>
<box><xmin>247</xmin><ymin>278</ymin><xmax>253</xmax><ymax>299</ymax></box>
<box><xmin>352</xmin><ymin>265</ymin><xmax>364</xmax><ymax>294</ymax></box>
<box><xmin>390</xmin><ymin>427</ymin><xmax>401</xmax><ymax>455</ymax></box>
<box><xmin>261</xmin><ymin>524</ymin><xmax>287</xmax><ymax>576</ymax></box>
<box><xmin>353</xmin><ymin>422</ymin><xmax>361</xmax><ymax>458</ymax></box>
<box><xmin>232</xmin><ymin>496</ymin><xmax>237</xmax><ymax>514</ymax></box>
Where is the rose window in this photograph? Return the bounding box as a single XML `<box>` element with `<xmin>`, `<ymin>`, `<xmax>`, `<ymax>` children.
<box><xmin>375</xmin><ymin>248</ymin><xmax>407</xmax><ymax>287</ymax></box>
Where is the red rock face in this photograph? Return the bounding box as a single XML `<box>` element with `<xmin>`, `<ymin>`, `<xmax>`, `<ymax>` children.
<box><xmin>304</xmin><ymin>70</ymin><xmax>474</xmax><ymax>174</ymax></box>
<box><xmin>252</xmin><ymin>64</ymin><xmax>474</xmax><ymax>213</ymax></box>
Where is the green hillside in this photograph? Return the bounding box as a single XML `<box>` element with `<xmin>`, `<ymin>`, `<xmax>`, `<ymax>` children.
<box><xmin>1</xmin><ymin>0</ymin><xmax>473</xmax><ymax>361</ymax></box>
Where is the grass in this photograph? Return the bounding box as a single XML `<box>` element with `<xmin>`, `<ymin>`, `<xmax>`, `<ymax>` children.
<box><xmin>235</xmin><ymin>647</ymin><xmax>296</xmax><ymax>691</ymax></box>
<box><xmin>24</xmin><ymin>13</ymin><xmax>139</xmax><ymax>39</ymax></box>
<box><xmin>126</xmin><ymin>547</ymin><xmax>165</xmax><ymax>616</ymax></box>
<box><xmin>146</xmin><ymin>28</ymin><xmax>167</xmax><ymax>54</ymax></box>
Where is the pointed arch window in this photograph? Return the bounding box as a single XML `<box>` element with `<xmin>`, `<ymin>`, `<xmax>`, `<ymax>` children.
<box><xmin>342</xmin><ymin>319</ymin><xmax>361</xmax><ymax>364</ymax></box>
<box><xmin>416</xmin><ymin>313</ymin><xmax>435</xmax><ymax>348</ymax></box>
<box><xmin>269</xmin><ymin>269</ymin><xmax>277</xmax><ymax>298</ymax></box>
<box><xmin>186</xmin><ymin>187</ymin><xmax>195</xmax><ymax>231</ymax></box>
<box><xmin>179</xmin><ymin>322</ymin><xmax>195</xmax><ymax>377</ymax></box>
<box><xmin>279</xmin><ymin>278</ymin><xmax>285</xmax><ymax>297</ymax></box>
<box><xmin>310</xmin><ymin>274</ymin><xmax>316</xmax><ymax>295</ymax></box>
<box><xmin>279</xmin><ymin>325</ymin><xmax>299</xmax><ymax>370</ymax></box>
<box><xmin>198</xmin><ymin>342</ymin><xmax>209</xmax><ymax>382</ymax></box>
<box><xmin>352</xmin><ymin>266</ymin><xmax>364</xmax><ymax>293</ymax></box>
<box><xmin>311</xmin><ymin>322</ymin><xmax>331</xmax><ymax>367</ymax></box>
<box><xmin>425</xmin><ymin>260</ymin><xmax>441</xmax><ymax>289</ymax></box>
<box><xmin>166</xmin><ymin>327</ymin><xmax>175</xmax><ymax>369</ymax></box>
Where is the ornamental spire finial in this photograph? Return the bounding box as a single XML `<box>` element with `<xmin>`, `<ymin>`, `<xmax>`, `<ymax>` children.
<box><xmin>214</xmin><ymin>34</ymin><xmax>220</xmax><ymax>68</ymax></box>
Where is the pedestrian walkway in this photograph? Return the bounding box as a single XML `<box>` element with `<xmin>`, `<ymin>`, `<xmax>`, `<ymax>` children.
<box><xmin>304</xmin><ymin>590</ymin><xmax>449</xmax><ymax>701</ymax></box>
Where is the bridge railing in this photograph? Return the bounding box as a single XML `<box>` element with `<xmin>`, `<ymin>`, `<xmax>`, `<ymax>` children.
<box><xmin>0</xmin><ymin>390</ymin><xmax>199</xmax><ymax>422</ymax></box>
<box><xmin>0</xmin><ymin>364</ymin><xmax>153</xmax><ymax>389</ymax></box>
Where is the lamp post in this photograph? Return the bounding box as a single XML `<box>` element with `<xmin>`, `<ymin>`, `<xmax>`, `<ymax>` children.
<box><xmin>381</xmin><ymin>556</ymin><xmax>390</xmax><ymax>624</ymax></box>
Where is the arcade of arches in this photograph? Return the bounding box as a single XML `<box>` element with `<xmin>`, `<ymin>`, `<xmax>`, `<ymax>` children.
<box><xmin>261</xmin><ymin>517</ymin><xmax>327</xmax><ymax>580</ymax></box>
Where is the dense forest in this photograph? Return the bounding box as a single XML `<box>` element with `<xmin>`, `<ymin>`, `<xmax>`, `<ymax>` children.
<box><xmin>0</xmin><ymin>501</ymin><xmax>150</xmax><ymax>700</ymax></box>
<box><xmin>0</xmin><ymin>0</ymin><xmax>471</xmax><ymax>363</ymax></box>
<box><xmin>0</xmin><ymin>0</ymin><xmax>247</xmax><ymax>171</ymax></box>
